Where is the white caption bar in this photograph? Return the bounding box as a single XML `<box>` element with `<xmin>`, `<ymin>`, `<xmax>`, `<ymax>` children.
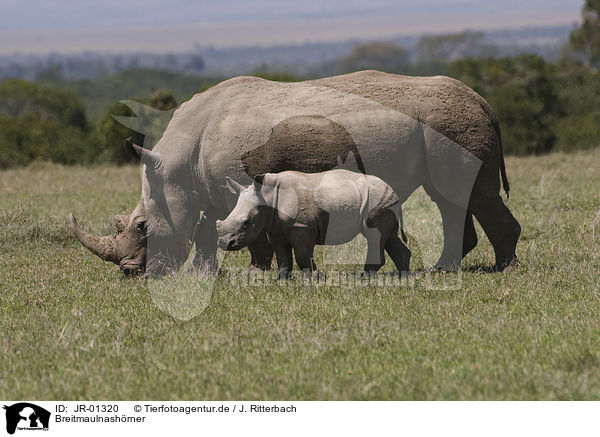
<box><xmin>0</xmin><ymin>401</ymin><xmax>597</xmax><ymax>437</ymax></box>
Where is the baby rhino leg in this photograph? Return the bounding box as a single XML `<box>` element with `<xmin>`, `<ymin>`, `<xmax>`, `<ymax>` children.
<box><xmin>248</xmin><ymin>230</ymin><xmax>273</xmax><ymax>271</ymax></box>
<box><xmin>290</xmin><ymin>228</ymin><xmax>318</xmax><ymax>279</ymax></box>
<box><xmin>385</xmin><ymin>234</ymin><xmax>411</xmax><ymax>273</ymax></box>
<box><xmin>364</xmin><ymin>207</ymin><xmax>411</xmax><ymax>276</ymax></box>
<box><xmin>268</xmin><ymin>232</ymin><xmax>294</xmax><ymax>280</ymax></box>
<box><xmin>362</xmin><ymin>211</ymin><xmax>387</xmax><ymax>277</ymax></box>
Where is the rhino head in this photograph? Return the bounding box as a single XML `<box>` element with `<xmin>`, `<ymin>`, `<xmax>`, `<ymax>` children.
<box><xmin>69</xmin><ymin>202</ymin><xmax>147</xmax><ymax>277</ymax></box>
<box><xmin>70</xmin><ymin>139</ymin><xmax>150</xmax><ymax>276</ymax></box>
<box><xmin>216</xmin><ymin>176</ymin><xmax>270</xmax><ymax>251</ymax></box>
<box><xmin>70</xmin><ymin>138</ymin><xmax>201</xmax><ymax>278</ymax></box>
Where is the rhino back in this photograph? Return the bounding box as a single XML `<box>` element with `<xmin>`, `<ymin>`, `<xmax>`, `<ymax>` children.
<box><xmin>157</xmin><ymin>71</ymin><xmax>499</xmax><ymax>209</ymax></box>
<box><xmin>241</xmin><ymin>114</ymin><xmax>365</xmax><ymax>177</ymax></box>
<box><xmin>192</xmin><ymin>77</ymin><xmax>425</xmax><ymax>208</ymax></box>
<box><xmin>311</xmin><ymin>70</ymin><xmax>499</xmax><ymax>161</ymax></box>
<box><xmin>311</xmin><ymin>70</ymin><xmax>502</xmax><ymax>201</ymax></box>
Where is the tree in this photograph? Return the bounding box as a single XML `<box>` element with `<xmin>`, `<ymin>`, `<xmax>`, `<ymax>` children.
<box><xmin>96</xmin><ymin>90</ymin><xmax>178</xmax><ymax>164</ymax></box>
<box><xmin>416</xmin><ymin>31</ymin><xmax>497</xmax><ymax>64</ymax></box>
<box><xmin>570</xmin><ymin>0</ymin><xmax>600</xmax><ymax>69</ymax></box>
<box><xmin>146</xmin><ymin>89</ymin><xmax>178</xmax><ymax>110</ymax></box>
<box><xmin>449</xmin><ymin>55</ymin><xmax>562</xmax><ymax>155</ymax></box>
<box><xmin>336</xmin><ymin>42</ymin><xmax>409</xmax><ymax>73</ymax></box>
<box><xmin>552</xmin><ymin>58</ymin><xmax>600</xmax><ymax>151</ymax></box>
<box><xmin>251</xmin><ymin>71</ymin><xmax>301</xmax><ymax>82</ymax></box>
<box><xmin>0</xmin><ymin>79</ymin><xmax>95</xmax><ymax>168</ymax></box>
<box><xmin>184</xmin><ymin>54</ymin><xmax>205</xmax><ymax>73</ymax></box>
<box><xmin>0</xmin><ymin>79</ymin><xmax>87</xmax><ymax>131</ymax></box>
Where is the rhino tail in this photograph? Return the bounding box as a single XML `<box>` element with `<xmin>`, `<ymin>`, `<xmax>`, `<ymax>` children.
<box><xmin>350</xmin><ymin>144</ymin><xmax>367</xmax><ymax>174</ymax></box>
<box><xmin>494</xmin><ymin>117</ymin><xmax>510</xmax><ymax>199</ymax></box>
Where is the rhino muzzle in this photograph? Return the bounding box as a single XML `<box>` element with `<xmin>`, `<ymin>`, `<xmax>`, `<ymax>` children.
<box><xmin>70</xmin><ymin>212</ymin><xmax>147</xmax><ymax>276</ymax></box>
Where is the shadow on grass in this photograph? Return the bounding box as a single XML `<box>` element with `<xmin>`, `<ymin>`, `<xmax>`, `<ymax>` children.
<box><xmin>462</xmin><ymin>263</ymin><xmax>499</xmax><ymax>274</ymax></box>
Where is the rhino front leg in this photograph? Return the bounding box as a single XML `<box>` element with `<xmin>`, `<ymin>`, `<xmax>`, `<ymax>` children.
<box><xmin>268</xmin><ymin>233</ymin><xmax>294</xmax><ymax>280</ymax></box>
<box><xmin>290</xmin><ymin>228</ymin><xmax>318</xmax><ymax>279</ymax></box>
<box><xmin>192</xmin><ymin>209</ymin><xmax>227</xmax><ymax>273</ymax></box>
<box><xmin>248</xmin><ymin>230</ymin><xmax>274</xmax><ymax>271</ymax></box>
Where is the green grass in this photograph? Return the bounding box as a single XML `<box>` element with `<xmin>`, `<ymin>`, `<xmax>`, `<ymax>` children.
<box><xmin>1</xmin><ymin>150</ymin><xmax>599</xmax><ymax>400</ymax></box>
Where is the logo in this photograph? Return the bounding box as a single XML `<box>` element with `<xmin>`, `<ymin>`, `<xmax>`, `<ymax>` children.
<box><xmin>3</xmin><ymin>403</ymin><xmax>50</xmax><ymax>434</ymax></box>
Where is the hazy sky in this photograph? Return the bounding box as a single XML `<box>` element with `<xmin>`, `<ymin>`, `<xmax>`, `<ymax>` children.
<box><xmin>0</xmin><ymin>0</ymin><xmax>584</xmax><ymax>54</ymax></box>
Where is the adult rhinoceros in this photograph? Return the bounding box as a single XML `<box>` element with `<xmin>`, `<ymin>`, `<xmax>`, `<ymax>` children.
<box><xmin>70</xmin><ymin>70</ymin><xmax>521</xmax><ymax>276</ymax></box>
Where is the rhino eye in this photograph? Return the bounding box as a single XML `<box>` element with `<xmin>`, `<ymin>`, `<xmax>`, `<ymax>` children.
<box><xmin>136</xmin><ymin>220</ymin><xmax>147</xmax><ymax>232</ymax></box>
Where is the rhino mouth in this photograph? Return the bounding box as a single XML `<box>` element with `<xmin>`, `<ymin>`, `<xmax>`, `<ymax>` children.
<box><xmin>119</xmin><ymin>261</ymin><xmax>145</xmax><ymax>277</ymax></box>
<box><xmin>227</xmin><ymin>240</ymin><xmax>241</xmax><ymax>250</ymax></box>
<box><xmin>217</xmin><ymin>234</ymin><xmax>242</xmax><ymax>251</ymax></box>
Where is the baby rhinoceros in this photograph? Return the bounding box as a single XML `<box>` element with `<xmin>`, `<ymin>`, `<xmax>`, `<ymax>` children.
<box><xmin>216</xmin><ymin>169</ymin><xmax>411</xmax><ymax>280</ymax></box>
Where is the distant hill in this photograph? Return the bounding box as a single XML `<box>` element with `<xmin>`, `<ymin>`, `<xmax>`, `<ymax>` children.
<box><xmin>0</xmin><ymin>25</ymin><xmax>573</xmax><ymax>81</ymax></box>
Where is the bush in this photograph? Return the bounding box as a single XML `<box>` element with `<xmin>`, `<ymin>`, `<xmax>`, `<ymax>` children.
<box><xmin>0</xmin><ymin>79</ymin><xmax>88</xmax><ymax>130</ymax></box>
<box><xmin>554</xmin><ymin>112</ymin><xmax>600</xmax><ymax>152</ymax></box>
<box><xmin>0</xmin><ymin>80</ymin><xmax>96</xmax><ymax>168</ymax></box>
<box><xmin>449</xmin><ymin>55</ymin><xmax>562</xmax><ymax>155</ymax></box>
<box><xmin>0</xmin><ymin>116</ymin><xmax>98</xmax><ymax>168</ymax></box>
<box><xmin>336</xmin><ymin>42</ymin><xmax>409</xmax><ymax>74</ymax></box>
<box><xmin>251</xmin><ymin>71</ymin><xmax>302</xmax><ymax>82</ymax></box>
<box><xmin>96</xmin><ymin>89</ymin><xmax>179</xmax><ymax>164</ymax></box>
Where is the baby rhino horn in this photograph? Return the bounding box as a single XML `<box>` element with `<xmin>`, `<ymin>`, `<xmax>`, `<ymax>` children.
<box><xmin>225</xmin><ymin>177</ymin><xmax>246</xmax><ymax>194</ymax></box>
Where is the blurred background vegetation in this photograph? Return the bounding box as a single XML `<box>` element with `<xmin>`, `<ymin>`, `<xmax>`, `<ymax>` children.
<box><xmin>1</xmin><ymin>1</ymin><xmax>599</xmax><ymax>169</ymax></box>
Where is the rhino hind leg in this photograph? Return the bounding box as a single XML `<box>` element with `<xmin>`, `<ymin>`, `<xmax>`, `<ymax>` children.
<box><xmin>470</xmin><ymin>195</ymin><xmax>521</xmax><ymax>271</ymax></box>
<box><xmin>463</xmin><ymin>213</ymin><xmax>478</xmax><ymax>258</ymax></box>
<box><xmin>423</xmin><ymin>184</ymin><xmax>467</xmax><ymax>271</ymax></box>
<box><xmin>364</xmin><ymin>208</ymin><xmax>411</xmax><ymax>275</ymax></box>
<box><xmin>385</xmin><ymin>235</ymin><xmax>411</xmax><ymax>273</ymax></box>
<box><xmin>361</xmin><ymin>209</ymin><xmax>392</xmax><ymax>276</ymax></box>
<box><xmin>363</xmin><ymin>238</ymin><xmax>386</xmax><ymax>277</ymax></box>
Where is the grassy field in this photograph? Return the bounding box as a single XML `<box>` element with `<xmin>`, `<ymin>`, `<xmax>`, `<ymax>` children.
<box><xmin>1</xmin><ymin>150</ymin><xmax>599</xmax><ymax>400</ymax></box>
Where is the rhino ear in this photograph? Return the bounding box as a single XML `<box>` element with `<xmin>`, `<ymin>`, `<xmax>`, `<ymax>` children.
<box><xmin>124</xmin><ymin>137</ymin><xmax>140</xmax><ymax>159</ymax></box>
<box><xmin>124</xmin><ymin>138</ymin><xmax>161</xmax><ymax>171</ymax></box>
<box><xmin>253</xmin><ymin>174</ymin><xmax>265</xmax><ymax>185</ymax></box>
<box><xmin>225</xmin><ymin>177</ymin><xmax>245</xmax><ymax>195</ymax></box>
<box><xmin>113</xmin><ymin>214</ymin><xmax>128</xmax><ymax>232</ymax></box>
<box><xmin>253</xmin><ymin>174</ymin><xmax>268</xmax><ymax>193</ymax></box>
<box><xmin>134</xmin><ymin>216</ymin><xmax>147</xmax><ymax>233</ymax></box>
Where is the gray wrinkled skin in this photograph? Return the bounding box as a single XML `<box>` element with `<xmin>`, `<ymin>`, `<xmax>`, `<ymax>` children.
<box><xmin>216</xmin><ymin>170</ymin><xmax>411</xmax><ymax>279</ymax></box>
<box><xmin>71</xmin><ymin>70</ymin><xmax>520</xmax><ymax>276</ymax></box>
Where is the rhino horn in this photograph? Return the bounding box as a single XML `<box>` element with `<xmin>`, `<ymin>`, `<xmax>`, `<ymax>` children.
<box><xmin>124</xmin><ymin>138</ymin><xmax>161</xmax><ymax>169</ymax></box>
<box><xmin>69</xmin><ymin>213</ymin><xmax>120</xmax><ymax>264</ymax></box>
<box><xmin>225</xmin><ymin>177</ymin><xmax>246</xmax><ymax>194</ymax></box>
